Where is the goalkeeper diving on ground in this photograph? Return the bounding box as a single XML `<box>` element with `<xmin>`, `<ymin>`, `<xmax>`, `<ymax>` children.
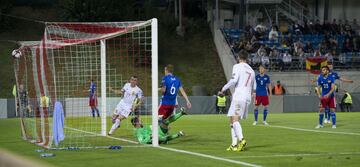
<box><xmin>131</xmin><ymin>107</ymin><xmax>188</xmax><ymax>144</ymax></box>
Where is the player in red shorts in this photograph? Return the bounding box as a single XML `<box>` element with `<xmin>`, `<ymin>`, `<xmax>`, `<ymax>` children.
<box><xmin>88</xmin><ymin>79</ymin><xmax>99</xmax><ymax>117</ymax></box>
<box><xmin>253</xmin><ymin>65</ymin><xmax>272</xmax><ymax>125</ymax></box>
<box><xmin>316</xmin><ymin>66</ymin><xmax>336</xmax><ymax>128</ymax></box>
<box><xmin>158</xmin><ymin>64</ymin><xmax>191</xmax><ymax>134</ymax></box>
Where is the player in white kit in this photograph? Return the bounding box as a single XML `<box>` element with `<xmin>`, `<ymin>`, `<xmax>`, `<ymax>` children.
<box><xmin>108</xmin><ymin>76</ymin><xmax>143</xmax><ymax>135</ymax></box>
<box><xmin>220</xmin><ymin>50</ymin><xmax>256</xmax><ymax>152</ymax></box>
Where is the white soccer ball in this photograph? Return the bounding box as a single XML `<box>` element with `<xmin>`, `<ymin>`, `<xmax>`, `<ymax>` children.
<box><xmin>12</xmin><ymin>49</ymin><xmax>21</xmax><ymax>58</ymax></box>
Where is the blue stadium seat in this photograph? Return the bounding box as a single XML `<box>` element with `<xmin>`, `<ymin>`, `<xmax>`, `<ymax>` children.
<box><xmin>304</xmin><ymin>34</ymin><xmax>311</xmax><ymax>40</ymax></box>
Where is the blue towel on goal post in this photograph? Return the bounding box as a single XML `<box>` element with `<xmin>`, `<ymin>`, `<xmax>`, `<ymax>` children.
<box><xmin>53</xmin><ymin>101</ymin><xmax>65</xmax><ymax>146</ymax></box>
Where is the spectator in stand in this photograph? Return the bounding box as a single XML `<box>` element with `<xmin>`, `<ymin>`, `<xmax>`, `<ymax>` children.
<box><xmin>282</xmin><ymin>50</ymin><xmax>292</xmax><ymax>70</ymax></box>
<box><xmin>245</xmin><ymin>22</ymin><xmax>253</xmax><ymax>35</ymax></box>
<box><xmin>257</xmin><ymin>45</ymin><xmax>266</xmax><ymax>57</ymax></box>
<box><xmin>313</xmin><ymin>50</ymin><xmax>322</xmax><ymax>57</ymax></box>
<box><xmin>345</xmin><ymin>31</ymin><xmax>353</xmax><ymax>41</ymax></box>
<box><xmin>329</xmin><ymin>37</ymin><xmax>339</xmax><ymax>50</ymax></box>
<box><xmin>252</xmin><ymin>47</ymin><xmax>263</xmax><ymax>67</ymax></box>
<box><xmin>294</xmin><ymin>42</ymin><xmax>305</xmax><ymax>68</ymax></box>
<box><xmin>323</xmin><ymin>21</ymin><xmax>332</xmax><ymax>34</ymax></box>
<box><xmin>251</xmin><ymin>35</ymin><xmax>258</xmax><ymax>44</ymax></box>
<box><xmin>304</xmin><ymin>41</ymin><xmax>314</xmax><ymax>54</ymax></box>
<box><xmin>255</xmin><ymin>45</ymin><xmax>270</xmax><ymax>67</ymax></box>
<box><xmin>286</xmin><ymin>33</ymin><xmax>294</xmax><ymax>47</ymax></box>
<box><xmin>261</xmin><ymin>53</ymin><xmax>270</xmax><ymax>68</ymax></box>
<box><xmin>331</xmin><ymin>19</ymin><xmax>338</xmax><ymax>35</ymax></box>
<box><xmin>315</xmin><ymin>19</ymin><xmax>322</xmax><ymax>34</ymax></box>
<box><xmin>293</xmin><ymin>21</ymin><xmax>303</xmax><ymax>35</ymax></box>
<box><xmin>353</xmin><ymin>37</ymin><xmax>359</xmax><ymax>52</ymax></box>
<box><xmin>268</xmin><ymin>26</ymin><xmax>279</xmax><ymax>41</ymax></box>
<box><xmin>303</xmin><ymin>20</ymin><xmax>310</xmax><ymax>34</ymax></box>
<box><xmin>269</xmin><ymin>46</ymin><xmax>280</xmax><ymax>68</ymax></box>
<box><xmin>308</xmin><ymin>20</ymin><xmax>315</xmax><ymax>34</ymax></box>
<box><xmin>236</xmin><ymin>41</ymin><xmax>246</xmax><ymax>52</ymax></box>
<box><xmin>319</xmin><ymin>40</ymin><xmax>328</xmax><ymax>54</ymax></box>
<box><xmin>294</xmin><ymin>41</ymin><xmax>303</xmax><ymax>52</ymax></box>
<box><xmin>281</xmin><ymin>39</ymin><xmax>288</xmax><ymax>48</ymax></box>
<box><xmin>344</xmin><ymin>20</ymin><xmax>352</xmax><ymax>33</ymax></box>
<box><xmin>255</xmin><ymin>22</ymin><xmax>267</xmax><ymax>34</ymax></box>
<box><xmin>272</xmin><ymin>80</ymin><xmax>286</xmax><ymax>95</ymax></box>
<box><xmin>338</xmin><ymin>19</ymin><xmax>345</xmax><ymax>34</ymax></box>
<box><xmin>245</xmin><ymin>41</ymin><xmax>253</xmax><ymax>52</ymax></box>
<box><xmin>343</xmin><ymin>38</ymin><xmax>353</xmax><ymax>53</ymax></box>
<box><xmin>352</xmin><ymin>19</ymin><xmax>360</xmax><ymax>35</ymax></box>
<box><xmin>324</xmin><ymin>50</ymin><xmax>334</xmax><ymax>64</ymax></box>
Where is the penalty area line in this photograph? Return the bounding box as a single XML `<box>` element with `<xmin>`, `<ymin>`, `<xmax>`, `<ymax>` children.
<box><xmin>260</xmin><ymin>125</ymin><xmax>360</xmax><ymax>136</ymax></box>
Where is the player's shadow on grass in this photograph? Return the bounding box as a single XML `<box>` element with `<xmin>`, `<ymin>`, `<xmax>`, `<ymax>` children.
<box><xmin>0</xmin><ymin>139</ymin><xmax>24</xmax><ymax>144</ymax></box>
<box><xmin>244</xmin><ymin>144</ymin><xmax>275</xmax><ymax>151</ymax></box>
<box><xmin>323</xmin><ymin>124</ymin><xmax>343</xmax><ymax>128</ymax></box>
<box><xmin>169</xmin><ymin>136</ymin><xmax>221</xmax><ymax>145</ymax></box>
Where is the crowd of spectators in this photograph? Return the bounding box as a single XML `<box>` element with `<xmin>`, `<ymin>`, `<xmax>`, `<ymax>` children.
<box><xmin>225</xmin><ymin>19</ymin><xmax>360</xmax><ymax>71</ymax></box>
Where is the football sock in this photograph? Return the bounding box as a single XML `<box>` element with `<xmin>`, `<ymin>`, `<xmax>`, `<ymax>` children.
<box><xmin>325</xmin><ymin>107</ymin><xmax>330</xmax><ymax>120</ymax></box>
<box><xmin>319</xmin><ymin>112</ymin><xmax>324</xmax><ymax>125</ymax></box>
<box><xmin>164</xmin><ymin>112</ymin><xmax>182</xmax><ymax>125</ymax></box>
<box><xmin>331</xmin><ymin>112</ymin><xmax>336</xmax><ymax>125</ymax></box>
<box><xmin>91</xmin><ymin>109</ymin><xmax>95</xmax><ymax>117</ymax></box>
<box><xmin>231</xmin><ymin>125</ymin><xmax>237</xmax><ymax>146</ymax></box>
<box><xmin>109</xmin><ymin>119</ymin><xmax>121</xmax><ymax>134</ymax></box>
<box><xmin>232</xmin><ymin>121</ymin><xmax>243</xmax><ymax>141</ymax></box>
<box><xmin>95</xmin><ymin>108</ymin><xmax>100</xmax><ymax>117</ymax></box>
<box><xmin>254</xmin><ymin>109</ymin><xmax>259</xmax><ymax>122</ymax></box>
<box><xmin>263</xmin><ymin>108</ymin><xmax>268</xmax><ymax>121</ymax></box>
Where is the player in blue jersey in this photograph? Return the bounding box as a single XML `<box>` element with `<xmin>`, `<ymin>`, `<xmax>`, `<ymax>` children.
<box><xmin>88</xmin><ymin>79</ymin><xmax>100</xmax><ymax>117</ymax></box>
<box><xmin>253</xmin><ymin>65</ymin><xmax>272</xmax><ymax>125</ymax></box>
<box><xmin>316</xmin><ymin>66</ymin><xmax>336</xmax><ymax>129</ymax></box>
<box><xmin>322</xmin><ymin>63</ymin><xmax>353</xmax><ymax>123</ymax></box>
<box><xmin>312</xmin><ymin>63</ymin><xmax>353</xmax><ymax>124</ymax></box>
<box><xmin>158</xmin><ymin>64</ymin><xmax>192</xmax><ymax>134</ymax></box>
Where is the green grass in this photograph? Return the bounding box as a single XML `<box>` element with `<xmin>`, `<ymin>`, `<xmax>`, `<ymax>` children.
<box><xmin>1</xmin><ymin>112</ymin><xmax>360</xmax><ymax>167</ymax></box>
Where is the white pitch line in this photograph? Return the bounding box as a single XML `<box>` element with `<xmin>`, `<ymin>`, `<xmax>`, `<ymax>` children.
<box><xmin>260</xmin><ymin>125</ymin><xmax>360</xmax><ymax>136</ymax></box>
<box><xmin>66</xmin><ymin>127</ymin><xmax>261</xmax><ymax>167</ymax></box>
<box><xmin>225</xmin><ymin>152</ymin><xmax>360</xmax><ymax>159</ymax></box>
<box><xmin>158</xmin><ymin>146</ymin><xmax>262</xmax><ymax>167</ymax></box>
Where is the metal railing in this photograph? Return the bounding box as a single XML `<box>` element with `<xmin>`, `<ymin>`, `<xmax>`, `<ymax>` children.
<box><xmin>277</xmin><ymin>0</ymin><xmax>319</xmax><ymax>22</ymax></box>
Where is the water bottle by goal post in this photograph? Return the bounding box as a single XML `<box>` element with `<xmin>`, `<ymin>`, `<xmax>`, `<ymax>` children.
<box><xmin>40</xmin><ymin>153</ymin><xmax>56</xmax><ymax>158</ymax></box>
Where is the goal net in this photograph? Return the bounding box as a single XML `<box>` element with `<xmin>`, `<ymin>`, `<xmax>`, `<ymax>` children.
<box><xmin>13</xmin><ymin>19</ymin><xmax>159</xmax><ymax>149</ymax></box>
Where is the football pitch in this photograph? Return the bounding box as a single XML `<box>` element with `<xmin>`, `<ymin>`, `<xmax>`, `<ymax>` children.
<box><xmin>1</xmin><ymin>112</ymin><xmax>360</xmax><ymax>167</ymax></box>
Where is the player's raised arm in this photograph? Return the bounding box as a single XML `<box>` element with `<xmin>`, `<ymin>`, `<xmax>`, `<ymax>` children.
<box><xmin>109</xmin><ymin>86</ymin><xmax>124</xmax><ymax>95</ymax></box>
<box><xmin>339</xmin><ymin>77</ymin><xmax>354</xmax><ymax>83</ymax></box>
<box><xmin>179</xmin><ymin>87</ymin><xmax>191</xmax><ymax>109</ymax></box>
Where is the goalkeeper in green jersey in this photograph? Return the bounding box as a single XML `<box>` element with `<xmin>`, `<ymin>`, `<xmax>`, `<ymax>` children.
<box><xmin>131</xmin><ymin>114</ymin><xmax>185</xmax><ymax>144</ymax></box>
